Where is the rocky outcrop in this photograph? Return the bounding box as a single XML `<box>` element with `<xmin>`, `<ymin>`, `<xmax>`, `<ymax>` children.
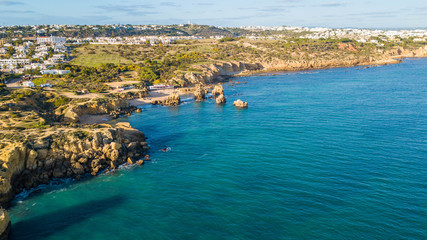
<box><xmin>211</xmin><ymin>84</ymin><xmax>224</xmax><ymax>96</ymax></box>
<box><xmin>0</xmin><ymin>122</ymin><xmax>149</xmax><ymax>207</ymax></box>
<box><xmin>169</xmin><ymin>62</ymin><xmax>263</xmax><ymax>87</ymax></box>
<box><xmin>0</xmin><ymin>210</ymin><xmax>10</xmax><ymax>240</ymax></box>
<box><xmin>163</xmin><ymin>45</ymin><xmax>427</xmax><ymax>89</ymax></box>
<box><xmin>216</xmin><ymin>94</ymin><xmax>226</xmax><ymax>104</ymax></box>
<box><xmin>388</xmin><ymin>46</ymin><xmax>427</xmax><ymax>57</ymax></box>
<box><xmin>194</xmin><ymin>85</ymin><xmax>206</xmax><ymax>101</ymax></box>
<box><xmin>211</xmin><ymin>84</ymin><xmax>226</xmax><ymax>104</ymax></box>
<box><xmin>151</xmin><ymin>92</ymin><xmax>181</xmax><ymax>106</ymax></box>
<box><xmin>110</xmin><ymin>89</ymin><xmax>150</xmax><ymax>100</ymax></box>
<box><xmin>61</xmin><ymin>98</ymin><xmax>136</xmax><ymax>123</ymax></box>
<box><xmin>233</xmin><ymin>99</ymin><xmax>248</xmax><ymax>108</ymax></box>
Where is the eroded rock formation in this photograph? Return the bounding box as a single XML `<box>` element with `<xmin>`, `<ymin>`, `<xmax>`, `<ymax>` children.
<box><xmin>0</xmin><ymin>122</ymin><xmax>149</xmax><ymax>207</ymax></box>
<box><xmin>233</xmin><ymin>99</ymin><xmax>248</xmax><ymax>108</ymax></box>
<box><xmin>211</xmin><ymin>84</ymin><xmax>224</xmax><ymax>96</ymax></box>
<box><xmin>61</xmin><ymin>98</ymin><xmax>136</xmax><ymax>123</ymax></box>
<box><xmin>151</xmin><ymin>92</ymin><xmax>181</xmax><ymax>106</ymax></box>
<box><xmin>162</xmin><ymin>92</ymin><xmax>181</xmax><ymax>106</ymax></box>
<box><xmin>194</xmin><ymin>85</ymin><xmax>206</xmax><ymax>101</ymax></box>
<box><xmin>216</xmin><ymin>94</ymin><xmax>226</xmax><ymax>105</ymax></box>
<box><xmin>0</xmin><ymin>210</ymin><xmax>10</xmax><ymax>240</ymax></box>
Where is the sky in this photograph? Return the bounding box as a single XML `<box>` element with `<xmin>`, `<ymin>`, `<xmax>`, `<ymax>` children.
<box><xmin>0</xmin><ymin>0</ymin><xmax>426</xmax><ymax>28</ymax></box>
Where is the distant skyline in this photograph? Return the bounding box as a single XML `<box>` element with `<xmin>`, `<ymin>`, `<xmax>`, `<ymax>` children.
<box><xmin>0</xmin><ymin>0</ymin><xmax>426</xmax><ymax>29</ymax></box>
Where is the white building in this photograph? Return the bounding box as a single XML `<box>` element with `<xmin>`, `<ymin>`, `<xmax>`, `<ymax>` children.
<box><xmin>22</xmin><ymin>81</ymin><xmax>35</xmax><ymax>88</ymax></box>
<box><xmin>37</xmin><ymin>36</ymin><xmax>66</xmax><ymax>45</ymax></box>
<box><xmin>0</xmin><ymin>48</ymin><xmax>8</xmax><ymax>54</ymax></box>
<box><xmin>24</xmin><ymin>63</ymin><xmax>44</xmax><ymax>70</ymax></box>
<box><xmin>0</xmin><ymin>58</ymin><xmax>30</xmax><ymax>65</ymax></box>
<box><xmin>40</xmin><ymin>69</ymin><xmax>70</xmax><ymax>75</ymax></box>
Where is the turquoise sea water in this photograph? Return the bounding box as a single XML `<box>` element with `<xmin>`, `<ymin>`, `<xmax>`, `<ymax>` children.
<box><xmin>9</xmin><ymin>58</ymin><xmax>427</xmax><ymax>240</ymax></box>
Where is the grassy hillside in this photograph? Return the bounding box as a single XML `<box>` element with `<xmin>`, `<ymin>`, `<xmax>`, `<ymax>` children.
<box><xmin>70</xmin><ymin>45</ymin><xmax>136</xmax><ymax>67</ymax></box>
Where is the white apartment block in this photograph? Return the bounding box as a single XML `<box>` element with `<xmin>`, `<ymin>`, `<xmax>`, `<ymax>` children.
<box><xmin>40</xmin><ymin>69</ymin><xmax>70</xmax><ymax>75</ymax></box>
<box><xmin>37</xmin><ymin>36</ymin><xmax>66</xmax><ymax>45</ymax></box>
<box><xmin>0</xmin><ymin>58</ymin><xmax>30</xmax><ymax>65</ymax></box>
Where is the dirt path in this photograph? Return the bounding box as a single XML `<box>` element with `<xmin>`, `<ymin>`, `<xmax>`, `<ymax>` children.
<box><xmin>5</xmin><ymin>78</ymin><xmax>23</xmax><ymax>88</ymax></box>
<box><xmin>105</xmin><ymin>81</ymin><xmax>140</xmax><ymax>88</ymax></box>
<box><xmin>60</xmin><ymin>91</ymin><xmax>104</xmax><ymax>99</ymax></box>
<box><xmin>79</xmin><ymin>114</ymin><xmax>113</xmax><ymax>124</ymax></box>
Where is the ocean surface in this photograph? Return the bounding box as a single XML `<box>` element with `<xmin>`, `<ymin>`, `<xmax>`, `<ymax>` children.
<box><xmin>9</xmin><ymin>58</ymin><xmax>427</xmax><ymax>240</ymax></box>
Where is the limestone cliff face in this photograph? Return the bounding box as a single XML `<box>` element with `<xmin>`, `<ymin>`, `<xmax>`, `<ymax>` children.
<box><xmin>175</xmin><ymin>62</ymin><xmax>263</xmax><ymax>87</ymax></box>
<box><xmin>169</xmin><ymin>46</ymin><xmax>427</xmax><ymax>88</ymax></box>
<box><xmin>0</xmin><ymin>122</ymin><xmax>149</xmax><ymax>207</ymax></box>
<box><xmin>389</xmin><ymin>46</ymin><xmax>427</xmax><ymax>57</ymax></box>
<box><xmin>173</xmin><ymin>58</ymin><xmax>373</xmax><ymax>86</ymax></box>
<box><xmin>0</xmin><ymin>210</ymin><xmax>10</xmax><ymax>240</ymax></box>
<box><xmin>61</xmin><ymin>98</ymin><xmax>136</xmax><ymax>123</ymax></box>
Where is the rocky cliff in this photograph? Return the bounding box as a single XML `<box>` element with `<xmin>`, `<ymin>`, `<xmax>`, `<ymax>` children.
<box><xmin>168</xmin><ymin>46</ymin><xmax>427</xmax><ymax>87</ymax></box>
<box><xmin>151</xmin><ymin>92</ymin><xmax>181</xmax><ymax>106</ymax></box>
<box><xmin>0</xmin><ymin>122</ymin><xmax>149</xmax><ymax>207</ymax></box>
<box><xmin>0</xmin><ymin>210</ymin><xmax>10</xmax><ymax>240</ymax></box>
<box><xmin>60</xmin><ymin>98</ymin><xmax>137</xmax><ymax>123</ymax></box>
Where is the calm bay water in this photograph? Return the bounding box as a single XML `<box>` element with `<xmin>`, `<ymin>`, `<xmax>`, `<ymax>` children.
<box><xmin>9</xmin><ymin>58</ymin><xmax>427</xmax><ymax>240</ymax></box>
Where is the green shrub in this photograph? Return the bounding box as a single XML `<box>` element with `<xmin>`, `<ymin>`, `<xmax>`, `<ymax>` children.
<box><xmin>73</xmin><ymin>130</ymin><xmax>89</xmax><ymax>139</ymax></box>
<box><xmin>219</xmin><ymin>37</ymin><xmax>235</xmax><ymax>42</ymax></box>
<box><xmin>53</xmin><ymin>96</ymin><xmax>71</xmax><ymax>108</ymax></box>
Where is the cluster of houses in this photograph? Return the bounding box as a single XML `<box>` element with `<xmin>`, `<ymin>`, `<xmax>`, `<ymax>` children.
<box><xmin>1</xmin><ymin>24</ymin><xmax>426</xmax><ymax>74</ymax></box>
<box><xmin>0</xmin><ymin>36</ymin><xmax>69</xmax><ymax>73</ymax></box>
<box><xmin>75</xmin><ymin>35</ymin><xmax>204</xmax><ymax>46</ymax></box>
<box><xmin>296</xmin><ymin>28</ymin><xmax>427</xmax><ymax>44</ymax></box>
<box><xmin>240</xmin><ymin>26</ymin><xmax>427</xmax><ymax>44</ymax></box>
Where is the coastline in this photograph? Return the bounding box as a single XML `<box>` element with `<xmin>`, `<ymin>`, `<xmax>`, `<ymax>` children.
<box><xmin>1</xmin><ymin>48</ymin><xmax>426</xmax><ymax>238</ymax></box>
<box><xmin>122</xmin><ymin>55</ymin><xmax>421</xmax><ymax>115</ymax></box>
<box><xmin>10</xmin><ymin>47</ymin><xmax>425</xmax><ymax>240</ymax></box>
<box><xmin>0</xmin><ymin>122</ymin><xmax>149</xmax><ymax>207</ymax></box>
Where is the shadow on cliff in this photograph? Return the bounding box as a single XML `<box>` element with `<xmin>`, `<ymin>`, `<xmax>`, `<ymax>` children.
<box><xmin>10</xmin><ymin>194</ymin><xmax>126</xmax><ymax>240</ymax></box>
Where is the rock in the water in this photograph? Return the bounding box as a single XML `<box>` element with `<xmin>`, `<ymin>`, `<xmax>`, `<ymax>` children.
<box><xmin>136</xmin><ymin>160</ymin><xmax>144</xmax><ymax>165</ymax></box>
<box><xmin>211</xmin><ymin>84</ymin><xmax>224</xmax><ymax>96</ymax></box>
<box><xmin>216</xmin><ymin>94</ymin><xmax>226</xmax><ymax>104</ymax></box>
<box><xmin>233</xmin><ymin>99</ymin><xmax>248</xmax><ymax>108</ymax></box>
<box><xmin>135</xmin><ymin>108</ymin><xmax>142</xmax><ymax>113</ymax></box>
<box><xmin>194</xmin><ymin>85</ymin><xmax>206</xmax><ymax>101</ymax></box>
<box><xmin>163</xmin><ymin>92</ymin><xmax>181</xmax><ymax>106</ymax></box>
<box><xmin>152</xmin><ymin>92</ymin><xmax>181</xmax><ymax>106</ymax></box>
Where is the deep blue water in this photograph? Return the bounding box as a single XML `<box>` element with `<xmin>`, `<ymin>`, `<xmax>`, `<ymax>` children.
<box><xmin>9</xmin><ymin>58</ymin><xmax>427</xmax><ymax>240</ymax></box>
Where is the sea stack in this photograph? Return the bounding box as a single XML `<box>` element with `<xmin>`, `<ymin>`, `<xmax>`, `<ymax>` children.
<box><xmin>211</xmin><ymin>84</ymin><xmax>224</xmax><ymax>96</ymax></box>
<box><xmin>163</xmin><ymin>92</ymin><xmax>181</xmax><ymax>106</ymax></box>
<box><xmin>233</xmin><ymin>99</ymin><xmax>248</xmax><ymax>108</ymax></box>
<box><xmin>194</xmin><ymin>85</ymin><xmax>206</xmax><ymax>101</ymax></box>
<box><xmin>216</xmin><ymin>94</ymin><xmax>226</xmax><ymax>104</ymax></box>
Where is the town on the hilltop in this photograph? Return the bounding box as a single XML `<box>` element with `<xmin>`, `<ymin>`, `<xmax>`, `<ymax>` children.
<box><xmin>1</xmin><ymin>24</ymin><xmax>426</xmax><ymax>75</ymax></box>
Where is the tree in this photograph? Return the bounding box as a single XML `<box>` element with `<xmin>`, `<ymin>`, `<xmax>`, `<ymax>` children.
<box><xmin>6</xmin><ymin>46</ymin><xmax>15</xmax><ymax>58</ymax></box>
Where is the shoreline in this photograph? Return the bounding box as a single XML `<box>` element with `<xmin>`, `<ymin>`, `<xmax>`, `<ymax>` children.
<box><xmin>1</xmin><ymin>55</ymin><xmax>425</xmax><ymax>239</ymax></box>
<box><xmin>3</xmin><ymin>55</ymin><xmax>424</xmax><ymax>197</ymax></box>
<box><xmin>120</xmin><ymin>56</ymin><xmax>416</xmax><ymax>115</ymax></box>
